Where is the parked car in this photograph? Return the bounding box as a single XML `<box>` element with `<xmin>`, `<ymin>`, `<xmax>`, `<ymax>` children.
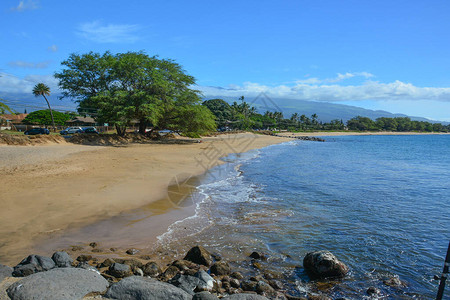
<box><xmin>60</xmin><ymin>127</ymin><xmax>83</xmax><ymax>135</ymax></box>
<box><xmin>24</xmin><ymin>128</ymin><xmax>50</xmax><ymax>135</ymax></box>
<box><xmin>79</xmin><ymin>127</ymin><xmax>99</xmax><ymax>134</ymax></box>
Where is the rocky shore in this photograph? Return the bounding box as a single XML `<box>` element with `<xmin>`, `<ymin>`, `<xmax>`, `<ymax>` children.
<box><xmin>0</xmin><ymin>243</ymin><xmax>408</xmax><ymax>300</ymax></box>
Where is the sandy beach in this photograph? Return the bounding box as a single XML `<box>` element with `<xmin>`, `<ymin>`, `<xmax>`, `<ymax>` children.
<box><xmin>0</xmin><ymin>133</ymin><xmax>291</xmax><ymax>265</ymax></box>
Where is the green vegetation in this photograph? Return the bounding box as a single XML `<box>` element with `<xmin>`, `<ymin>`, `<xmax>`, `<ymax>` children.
<box><xmin>55</xmin><ymin>51</ymin><xmax>216</xmax><ymax>136</ymax></box>
<box><xmin>32</xmin><ymin>83</ymin><xmax>56</xmax><ymax>131</ymax></box>
<box><xmin>23</xmin><ymin>110</ymin><xmax>74</xmax><ymax>126</ymax></box>
<box><xmin>202</xmin><ymin>97</ymin><xmax>449</xmax><ymax>133</ymax></box>
<box><xmin>0</xmin><ymin>100</ymin><xmax>13</xmax><ymax>114</ymax></box>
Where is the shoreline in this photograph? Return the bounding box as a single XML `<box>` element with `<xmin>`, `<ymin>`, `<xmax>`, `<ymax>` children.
<box><xmin>0</xmin><ymin>133</ymin><xmax>292</xmax><ymax>265</ymax></box>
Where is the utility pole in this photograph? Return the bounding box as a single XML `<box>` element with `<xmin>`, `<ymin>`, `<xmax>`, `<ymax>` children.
<box><xmin>436</xmin><ymin>240</ymin><xmax>450</xmax><ymax>300</ymax></box>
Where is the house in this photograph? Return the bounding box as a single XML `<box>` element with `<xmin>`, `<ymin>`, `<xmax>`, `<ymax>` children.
<box><xmin>0</xmin><ymin>113</ymin><xmax>28</xmax><ymax>124</ymax></box>
<box><xmin>66</xmin><ymin>116</ymin><xmax>97</xmax><ymax>126</ymax></box>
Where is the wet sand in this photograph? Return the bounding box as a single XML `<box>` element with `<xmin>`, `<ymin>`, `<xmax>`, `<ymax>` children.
<box><xmin>0</xmin><ymin>133</ymin><xmax>291</xmax><ymax>265</ymax></box>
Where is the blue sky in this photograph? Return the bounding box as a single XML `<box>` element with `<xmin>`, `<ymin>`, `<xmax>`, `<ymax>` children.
<box><xmin>1</xmin><ymin>0</ymin><xmax>450</xmax><ymax>121</ymax></box>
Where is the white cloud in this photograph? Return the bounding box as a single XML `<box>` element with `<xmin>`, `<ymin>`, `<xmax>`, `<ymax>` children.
<box><xmin>8</xmin><ymin>60</ymin><xmax>51</xmax><ymax>69</ymax></box>
<box><xmin>77</xmin><ymin>21</ymin><xmax>141</xmax><ymax>43</ymax></box>
<box><xmin>295</xmin><ymin>72</ymin><xmax>374</xmax><ymax>84</ymax></box>
<box><xmin>199</xmin><ymin>77</ymin><xmax>450</xmax><ymax>103</ymax></box>
<box><xmin>47</xmin><ymin>45</ymin><xmax>58</xmax><ymax>52</ymax></box>
<box><xmin>0</xmin><ymin>72</ymin><xmax>59</xmax><ymax>94</ymax></box>
<box><xmin>10</xmin><ymin>0</ymin><xmax>39</xmax><ymax>12</ymax></box>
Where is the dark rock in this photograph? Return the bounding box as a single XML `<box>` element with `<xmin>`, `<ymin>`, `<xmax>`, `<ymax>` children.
<box><xmin>105</xmin><ymin>276</ymin><xmax>191</xmax><ymax>300</ymax></box>
<box><xmin>269</xmin><ymin>280</ymin><xmax>283</xmax><ymax>290</ymax></box>
<box><xmin>383</xmin><ymin>276</ymin><xmax>407</xmax><ymax>287</ymax></box>
<box><xmin>231</xmin><ymin>271</ymin><xmax>244</xmax><ymax>280</ymax></box>
<box><xmin>285</xmin><ymin>294</ymin><xmax>307</xmax><ymax>300</ymax></box>
<box><xmin>0</xmin><ymin>264</ymin><xmax>13</xmax><ymax>281</ymax></box>
<box><xmin>89</xmin><ymin>242</ymin><xmax>98</xmax><ymax>248</ymax></box>
<box><xmin>195</xmin><ymin>270</ymin><xmax>215</xmax><ymax>291</ymax></box>
<box><xmin>108</xmin><ymin>263</ymin><xmax>133</xmax><ymax>278</ymax></box>
<box><xmin>142</xmin><ymin>261</ymin><xmax>162</xmax><ymax>277</ymax></box>
<box><xmin>162</xmin><ymin>265</ymin><xmax>180</xmax><ymax>280</ymax></box>
<box><xmin>193</xmin><ymin>291</ymin><xmax>220</xmax><ymax>300</ymax></box>
<box><xmin>173</xmin><ymin>259</ymin><xmax>199</xmax><ymax>271</ymax></box>
<box><xmin>110</xmin><ymin>247</ymin><xmax>118</xmax><ymax>252</ymax></box>
<box><xmin>7</xmin><ymin>267</ymin><xmax>108</xmax><ymax>300</ymax></box>
<box><xmin>242</xmin><ymin>280</ymin><xmax>258</xmax><ymax>292</ymax></box>
<box><xmin>366</xmin><ymin>286</ymin><xmax>380</xmax><ymax>296</ymax></box>
<box><xmin>116</xmin><ymin>258</ymin><xmax>144</xmax><ymax>269</ymax></box>
<box><xmin>211</xmin><ymin>253</ymin><xmax>222</xmax><ymax>261</ymax></box>
<box><xmin>169</xmin><ymin>273</ymin><xmax>202</xmax><ymax>295</ymax></box>
<box><xmin>210</xmin><ymin>261</ymin><xmax>231</xmax><ymax>275</ymax></box>
<box><xmin>307</xmin><ymin>294</ymin><xmax>331</xmax><ymax>300</ymax></box>
<box><xmin>76</xmin><ymin>262</ymin><xmax>99</xmax><ymax>273</ymax></box>
<box><xmin>126</xmin><ymin>248</ymin><xmax>139</xmax><ymax>255</ymax></box>
<box><xmin>184</xmin><ymin>245</ymin><xmax>213</xmax><ymax>266</ymax></box>
<box><xmin>76</xmin><ymin>254</ymin><xmax>92</xmax><ymax>262</ymax></box>
<box><xmin>252</xmin><ymin>261</ymin><xmax>262</xmax><ymax>269</ymax></box>
<box><xmin>303</xmin><ymin>251</ymin><xmax>349</xmax><ymax>279</ymax></box>
<box><xmin>223</xmin><ymin>294</ymin><xmax>270</xmax><ymax>299</ymax></box>
<box><xmin>185</xmin><ymin>269</ymin><xmax>198</xmax><ymax>276</ymax></box>
<box><xmin>256</xmin><ymin>281</ymin><xmax>275</xmax><ymax>296</ymax></box>
<box><xmin>230</xmin><ymin>278</ymin><xmax>241</xmax><ymax>288</ymax></box>
<box><xmin>51</xmin><ymin>251</ymin><xmax>73</xmax><ymax>268</ymax></box>
<box><xmin>263</xmin><ymin>270</ymin><xmax>283</xmax><ymax>280</ymax></box>
<box><xmin>99</xmin><ymin>258</ymin><xmax>116</xmax><ymax>268</ymax></box>
<box><xmin>250</xmin><ymin>275</ymin><xmax>267</xmax><ymax>283</ymax></box>
<box><xmin>13</xmin><ymin>254</ymin><xmax>55</xmax><ymax>277</ymax></box>
<box><xmin>71</xmin><ymin>246</ymin><xmax>83</xmax><ymax>251</ymax></box>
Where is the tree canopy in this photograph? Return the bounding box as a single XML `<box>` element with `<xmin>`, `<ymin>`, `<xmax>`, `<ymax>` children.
<box><xmin>55</xmin><ymin>51</ymin><xmax>216</xmax><ymax>136</ymax></box>
<box><xmin>23</xmin><ymin>110</ymin><xmax>74</xmax><ymax>126</ymax></box>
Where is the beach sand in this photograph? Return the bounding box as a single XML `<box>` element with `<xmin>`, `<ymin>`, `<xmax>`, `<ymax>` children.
<box><xmin>0</xmin><ymin>133</ymin><xmax>291</xmax><ymax>265</ymax></box>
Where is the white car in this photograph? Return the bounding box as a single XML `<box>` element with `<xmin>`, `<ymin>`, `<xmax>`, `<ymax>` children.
<box><xmin>60</xmin><ymin>127</ymin><xmax>83</xmax><ymax>135</ymax></box>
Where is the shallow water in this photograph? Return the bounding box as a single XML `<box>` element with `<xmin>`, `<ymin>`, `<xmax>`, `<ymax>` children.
<box><xmin>156</xmin><ymin>135</ymin><xmax>450</xmax><ymax>299</ymax></box>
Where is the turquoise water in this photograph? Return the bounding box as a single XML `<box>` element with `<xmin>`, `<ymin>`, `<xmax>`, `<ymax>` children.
<box><xmin>158</xmin><ymin>135</ymin><xmax>450</xmax><ymax>299</ymax></box>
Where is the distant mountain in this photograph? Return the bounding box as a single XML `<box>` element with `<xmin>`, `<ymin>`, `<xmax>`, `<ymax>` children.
<box><xmin>205</xmin><ymin>95</ymin><xmax>448</xmax><ymax>124</ymax></box>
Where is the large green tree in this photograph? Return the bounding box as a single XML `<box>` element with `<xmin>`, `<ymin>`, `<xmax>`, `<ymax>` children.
<box><xmin>55</xmin><ymin>51</ymin><xmax>215</xmax><ymax>136</ymax></box>
<box><xmin>23</xmin><ymin>109</ymin><xmax>73</xmax><ymax>126</ymax></box>
<box><xmin>32</xmin><ymin>83</ymin><xmax>56</xmax><ymax>131</ymax></box>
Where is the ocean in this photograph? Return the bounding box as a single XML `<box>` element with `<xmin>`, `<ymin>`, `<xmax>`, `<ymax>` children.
<box><xmin>156</xmin><ymin>135</ymin><xmax>450</xmax><ymax>299</ymax></box>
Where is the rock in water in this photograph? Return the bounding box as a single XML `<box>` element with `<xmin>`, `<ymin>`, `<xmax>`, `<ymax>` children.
<box><xmin>105</xmin><ymin>276</ymin><xmax>191</xmax><ymax>300</ymax></box>
<box><xmin>222</xmin><ymin>294</ymin><xmax>270</xmax><ymax>299</ymax></box>
<box><xmin>303</xmin><ymin>251</ymin><xmax>349</xmax><ymax>279</ymax></box>
<box><xmin>7</xmin><ymin>268</ymin><xmax>108</xmax><ymax>300</ymax></box>
<box><xmin>51</xmin><ymin>251</ymin><xmax>73</xmax><ymax>268</ymax></box>
<box><xmin>12</xmin><ymin>255</ymin><xmax>56</xmax><ymax>277</ymax></box>
<box><xmin>184</xmin><ymin>245</ymin><xmax>213</xmax><ymax>266</ymax></box>
<box><xmin>210</xmin><ymin>261</ymin><xmax>231</xmax><ymax>275</ymax></box>
<box><xmin>0</xmin><ymin>264</ymin><xmax>13</xmax><ymax>281</ymax></box>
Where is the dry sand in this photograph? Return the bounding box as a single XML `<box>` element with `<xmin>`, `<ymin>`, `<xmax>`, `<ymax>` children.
<box><xmin>0</xmin><ymin>133</ymin><xmax>291</xmax><ymax>265</ymax></box>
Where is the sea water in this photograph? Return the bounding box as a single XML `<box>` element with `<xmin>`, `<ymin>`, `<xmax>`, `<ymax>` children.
<box><xmin>157</xmin><ymin>135</ymin><xmax>450</xmax><ymax>299</ymax></box>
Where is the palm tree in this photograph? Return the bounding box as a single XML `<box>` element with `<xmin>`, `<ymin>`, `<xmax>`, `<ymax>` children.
<box><xmin>32</xmin><ymin>83</ymin><xmax>55</xmax><ymax>131</ymax></box>
<box><xmin>0</xmin><ymin>99</ymin><xmax>13</xmax><ymax>114</ymax></box>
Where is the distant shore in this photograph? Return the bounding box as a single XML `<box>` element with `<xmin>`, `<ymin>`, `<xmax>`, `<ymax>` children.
<box><xmin>275</xmin><ymin>130</ymin><xmax>450</xmax><ymax>137</ymax></box>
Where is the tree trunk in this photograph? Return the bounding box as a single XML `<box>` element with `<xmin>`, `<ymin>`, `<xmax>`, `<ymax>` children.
<box><xmin>138</xmin><ymin>120</ymin><xmax>147</xmax><ymax>134</ymax></box>
<box><xmin>42</xmin><ymin>95</ymin><xmax>56</xmax><ymax>132</ymax></box>
<box><xmin>115</xmin><ymin>124</ymin><xmax>126</xmax><ymax>136</ymax></box>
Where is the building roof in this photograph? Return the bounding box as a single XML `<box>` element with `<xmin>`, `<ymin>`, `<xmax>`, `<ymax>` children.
<box><xmin>67</xmin><ymin>116</ymin><xmax>96</xmax><ymax>123</ymax></box>
<box><xmin>0</xmin><ymin>113</ymin><xmax>28</xmax><ymax>123</ymax></box>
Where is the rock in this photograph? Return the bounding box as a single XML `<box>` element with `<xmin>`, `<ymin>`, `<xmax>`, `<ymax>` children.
<box><xmin>51</xmin><ymin>251</ymin><xmax>73</xmax><ymax>268</ymax></box>
<box><xmin>210</xmin><ymin>261</ymin><xmax>231</xmax><ymax>275</ymax></box>
<box><xmin>76</xmin><ymin>262</ymin><xmax>99</xmax><ymax>273</ymax></box>
<box><xmin>99</xmin><ymin>258</ymin><xmax>116</xmax><ymax>268</ymax></box>
<box><xmin>89</xmin><ymin>242</ymin><xmax>98</xmax><ymax>248</ymax></box>
<box><xmin>0</xmin><ymin>264</ymin><xmax>13</xmax><ymax>281</ymax></box>
<box><xmin>230</xmin><ymin>278</ymin><xmax>241</xmax><ymax>288</ymax></box>
<box><xmin>268</xmin><ymin>280</ymin><xmax>283</xmax><ymax>290</ymax></box>
<box><xmin>169</xmin><ymin>273</ymin><xmax>202</xmax><ymax>295</ymax></box>
<box><xmin>134</xmin><ymin>267</ymin><xmax>144</xmax><ymax>276</ymax></box>
<box><xmin>126</xmin><ymin>248</ymin><xmax>139</xmax><ymax>255</ymax></box>
<box><xmin>231</xmin><ymin>271</ymin><xmax>244</xmax><ymax>280</ymax></box>
<box><xmin>383</xmin><ymin>276</ymin><xmax>406</xmax><ymax>287</ymax></box>
<box><xmin>110</xmin><ymin>247</ymin><xmax>118</xmax><ymax>252</ymax></box>
<box><xmin>115</xmin><ymin>258</ymin><xmax>144</xmax><ymax>269</ymax></box>
<box><xmin>263</xmin><ymin>270</ymin><xmax>283</xmax><ymax>280</ymax></box>
<box><xmin>242</xmin><ymin>280</ymin><xmax>258</xmax><ymax>292</ymax></box>
<box><xmin>184</xmin><ymin>245</ymin><xmax>213</xmax><ymax>266</ymax></box>
<box><xmin>193</xmin><ymin>291</ymin><xmax>220</xmax><ymax>300</ymax></box>
<box><xmin>303</xmin><ymin>251</ymin><xmax>349</xmax><ymax>279</ymax></box>
<box><xmin>108</xmin><ymin>263</ymin><xmax>133</xmax><ymax>278</ymax></box>
<box><xmin>173</xmin><ymin>259</ymin><xmax>199</xmax><ymax>271</ymax></box>
<box><xmin>366</xmin><ymin>286</ymin><xmax>380</xmax><ymax>296</ymax></box>
<box><xmin>256</xmin><ymin>281</ymin><xmax>275</xmax><ymax>296</ymax></box>
<box><xmin>105</xmin><ymin>276</ymin><xmax>191</xmax><ymax>300</ymax></box>
<box><xmin>162</xmin><ymin>265</ymin><xmax>180</xmax><ymax>280</ymax></box>
<box><xmin>71</xmin><ymin>246</ymin><xmax>83</xmax><ymax>251</ymax></box>
<box><xmin>142</xmin><ymin>261</ymin><xmax>162</xmax><ymax>277</ymax></box>
<box><xmin>195</xmin><ymin>270</ymin><xmax>215</xmax><ymax>291</ymax></box>
<box><xmin>76</xmin><ymin>254</ymin><xmax>92</xmax><ymax>262</ymax></box>
<box><xmin>7</xmin><ymin>267</ymin><xmax>108</xmax><ymax>300</ymax></box>
<box><xmin>92</xmin><ymin>248</ymin><xmax>102</xmax><ymax>253</ymax></box>
<box><xmin>13</xmin><ymin>255</ymin><xmax>55</xmax><ymax>277</ymax></box>
<box><xmin>308</xmin><ymin>295</ymin><xmax>331</xmax><ymax>300</ymax></box>
<box><xmin>223</xmin><ymin>294</ymin><xmax>270</xmax><ymax>299</ymax></box>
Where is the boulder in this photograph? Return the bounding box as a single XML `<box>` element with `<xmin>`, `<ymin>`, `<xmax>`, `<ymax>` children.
<box><xmin>184</xmin><ymin>246</ymin><xmax>213</xmax><ymax>266</ymax></box>
<box><xmin>99</xmin><ymin>258</ymin><xmax>116</xmax><ymax>268</ymax></box>
<box><xmin>169</xmin><ymin>273</ymin><xmax>202</xmax><ymax>295</ymax></box>
<box><xmin>210</xmin><ymin>261</ymin><xmax>231</xmax><ymax>275</ymax></box>
<box><xmin>104</xmin><ymin>276</ymin><xmax>191</xmax><ymax>300</ymax></box>
<box><xmin>193</xmin><ymin>291</ymin><xmax>220</xmax><ymax>300</ymax></box>
<box><xmin>12</xmin><ymin>255</ymin><xmax>55</xmax><ymax>277</ymax></box>
<box><xmin>162</xmin><ymin>265</ymin><xmax>180</xmax><ymax>280</ymax></box>
<box><xmin>255</xmin><ymin>281</ymin><xmax>275</xmax><ymax>296</ymax></box>
<box><xmin>51</xmin><ymin>251</ymin><xmax>73</xmax><ymax>268</ymax></box>
<box><xmin>7</xmin><ymin>268</ymin><xmax>108</xmax><ymax>300</ymax></box>
<box><xmin>142</xmin><ymin>261</ymin><xmax>162</xmax><ymax>277</ymax></box>
<box><xmin>108</xmin><ymin>263</ymin><xmax>133</xmax><ymax>278</ymax></box>
<box><xmin>383</xmin><ymin>276</ymin><xmax>406</xmax><ymax>287</ymax></box>
<box><xmin>223</xmin><ymin>294</ymin><xmax>270</xmax><ymax>300</ymax></box>
<box><xmin>303</xmin><ymin>251</ymin><xmax>348</xmax><ymax>279</ymax></box>
<box><xmin>76</xmin><ymin>254</ymin><xmax>92</xmax><ymax>262</ymax></box>
<box><xmin>195</xmin><ymin>270</ymin><xmax>215</xmax><ymax>291</ymax></box>
<box><xmin>0</xmin><ymin>264</ymin><xmax>13</xmax><ymax>281</ymax></box>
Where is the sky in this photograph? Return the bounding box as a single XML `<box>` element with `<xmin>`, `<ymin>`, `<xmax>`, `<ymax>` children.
<box><xmin>1</xmin><ymin>0</ymin><xmax>450</xmax><ymax>121</ymax></box>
